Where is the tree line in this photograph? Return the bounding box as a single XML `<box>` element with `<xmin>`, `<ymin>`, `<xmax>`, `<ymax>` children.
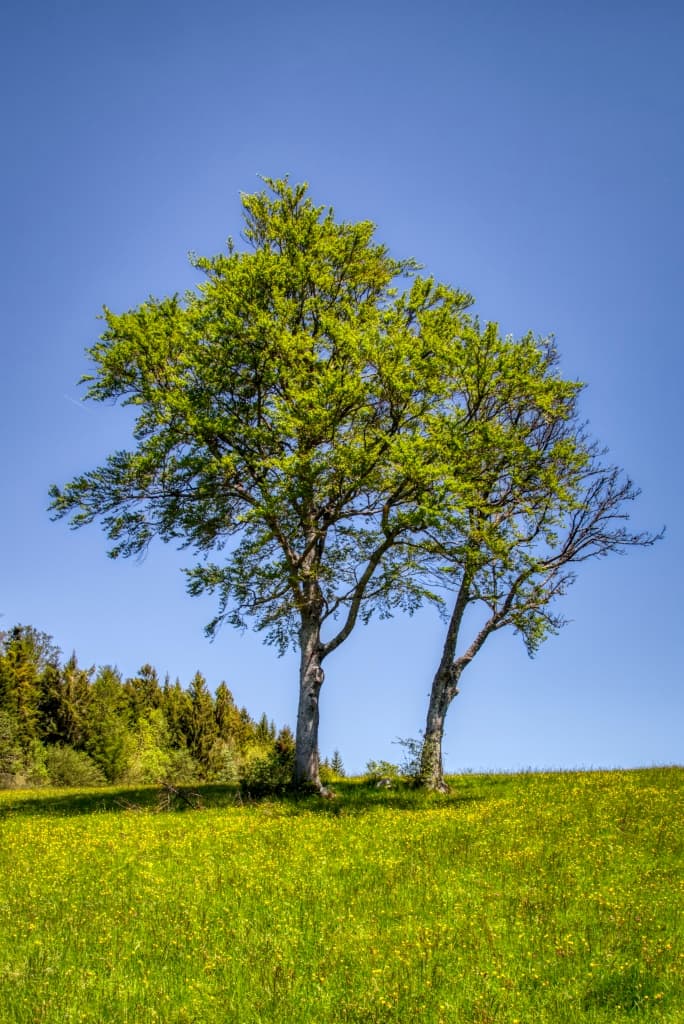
<box><xmin>49</xmin><ymin>178</ymin><xmax>660</xmax><ymax>794</ymax></box>
<box><xmin>0</xmin><ymin>623</ymin><xmax>345</xmax><ymax>789</ymax></box>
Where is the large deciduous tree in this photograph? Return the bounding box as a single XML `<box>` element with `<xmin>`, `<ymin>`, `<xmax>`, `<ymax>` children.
<box><xmin>49</xmin><ymin>178</ymin><xmax>474</xmax><ymax>792</ymax></box>
<box><xmin>415</xmin><ymin>330</ymin><xmax>661</xmax><ymax>791</ymax></box>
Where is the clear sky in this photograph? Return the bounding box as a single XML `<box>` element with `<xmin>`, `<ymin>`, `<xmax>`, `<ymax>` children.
<box><xmin>1</xmin><ymin>0</ymin><xmax>681</xmax><ymax>774</ymax></box>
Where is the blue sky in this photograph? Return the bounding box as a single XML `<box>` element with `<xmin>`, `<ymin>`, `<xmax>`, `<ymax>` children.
<box><xmin>1</xmin><ymin>0</ymin><xmax>681</xmax><ymax>774</ymax></box>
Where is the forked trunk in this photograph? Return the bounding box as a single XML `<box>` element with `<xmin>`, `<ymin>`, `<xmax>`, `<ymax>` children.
<box><xmin>294</xmin><ymin>612</ymin><xmax>328</xmax><ymax>793</ymax></box>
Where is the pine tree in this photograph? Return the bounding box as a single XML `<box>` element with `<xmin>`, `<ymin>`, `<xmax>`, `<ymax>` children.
<box><xmin>0</xmin><ymin>626</ymin><xmax>60</xmax><ymax>752</ymax></box>
<box><xmin>0</xmin><ymin>710</ymin><xmax>23</xmax><ymax>779</ymax></box>
<box><xmin>255</xmin><ymin>713</ymin><xmax>275</xmax><ymax>745</ymax></box>
<box><xmin>160</xmin><ymin>677</ymin><xmax>192</xmax><ymax>750</ymax></box>
<box><xmin>185</xmin><ymin>672</ymin><xmax>218</xmax><ymax>772</ymax></box>
<box><xmin>38</xmin><ymin>653</ymin><xmax>93</xmax><ymax>748</ymax></box>
<box><xmin>331</xmin><ymin>750</ymin><xmax>345</xmax><ymax>777</ymax></box>
<box><xmin>85</xmin><ymin>666</ymin><xmax>133</xmax><ymax>782</ymax></box>
<box><xmin>123</xmin><ymin>664</ymin><xmax>161</xmax><ymax>727</ymax></box>
<box><xmin>214</xmin><ymin>682</ymin><xmax>245</xmax><ymax>746</ymax></box>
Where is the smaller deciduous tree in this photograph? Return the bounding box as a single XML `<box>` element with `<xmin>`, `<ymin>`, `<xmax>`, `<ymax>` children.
<box><xmin>416</xmin><ymin>331</ymin><xmax>661</xmax><ymax>791</ymax></box>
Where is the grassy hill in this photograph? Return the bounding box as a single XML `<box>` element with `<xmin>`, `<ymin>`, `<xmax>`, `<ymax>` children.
<box><xmin>0</xmin><ymin>768</ymin><xmax>681</xmax><ymax>1023</ymax></box>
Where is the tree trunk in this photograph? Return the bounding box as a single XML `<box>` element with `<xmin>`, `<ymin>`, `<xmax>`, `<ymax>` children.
<box><xmin>419</xmin><ymin>667</ymin><xmax>455</xmax><ymax>792</ymax></box>
<box><xmin>418</xmin><ymin>570</ymin><xmax>473</xmax><ymax>792</ymax></box>
<box><xmin>294</xmin><ymin>612</ymin><xmax>328</xmax><ymax>793</ymax></box>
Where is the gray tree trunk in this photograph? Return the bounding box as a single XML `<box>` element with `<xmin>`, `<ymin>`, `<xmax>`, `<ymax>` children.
<box><xmin>294</xmin><ymin>612</ymin><xmax>327</xmax><ymax>793</ymax></box>
<box><xmin>418</xmin><ymin>570</ymin><xmax>473</xmax><ymax>792</ymax></box>
<box><xmin>419</xmin><ymin>667</ymin><xmax>455</xmax><ymax>792</ymax></box>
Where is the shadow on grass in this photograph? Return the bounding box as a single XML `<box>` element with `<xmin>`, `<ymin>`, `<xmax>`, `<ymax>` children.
<box><xmin>0</xmin><ymin>776</ymin><xmax>506</xmax><ymax>820</ymax></box>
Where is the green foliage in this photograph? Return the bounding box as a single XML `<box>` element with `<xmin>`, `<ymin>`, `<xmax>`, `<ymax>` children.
<box><xmin>330</xmin><ymin>749</ymin><xmax>345</xmax><ymax>776</ymax></box>
<box><xmin>365</xmin><ymin>758</ymin><xmax>401</xmax><ymax>782</ymax></box>
<box><xmin>85</xmin><ymin>667</ymin><xmax>134</xmax><ymax>782</ymax></box>
<box><xmin>38</xmin><ymin>656</ymin><xmax>93</xmax><ymax>748</ymax></box>
<box><xmin>22</xmin><ymin>739</ymin><xmax>49</xmax><ymax>786</ymax></box>
<box><xmin>159</xmin><ymin>677</ymin><xmax>192</xmax><ymax>750</ymax></box>
<box><xmin>165</xmin><ymin>746</ymin><xmax>201</xmax><ymax>784</ymax></box>
<box><xmin>205</xmin><ymin>738</ymin><xmax>240</xmax><ymax>784</ymax></box>
<box><xmin>185</xmin><ymin>672</ymin><xmax>219</xmax><ymax>774</ymax></box>
<box><xmin>0</xmin><ymin>625</ymin><xmax>60</xmax><ymax>751</ymax></box>
<box><xmin>318</xmin><ymin>757</ymin><xmax>333</xmax><ymax>786</ymax></box>
<box><xmin>49</xmin><ymin>178</ymin><xmax>470</xmax><ymax>648</ymax></box>
<box><xmin>126</xmin><ymin>708</ymin><xmax>174</xmax><ymax>784</ymax></box>
<box><xmin>214</xmin><ymin>682</ymin><xmax>250</xmax><ymax>750</ymax></box>
<box><xmin>123</xmin><ymin>664</ymin><xmax>161</xmax><ymax>727</ymax></box>
<box><xmin>0</xmin><ymin>711</ymin><xmax>23</xmax><ymax>780</ymax></box>
<box><xmin>0</xmin><ymin>624</ymin><xmax>289</xmax><ymax>791</ymax></box>
<box><xmin>44</xmin><ymin>744</ymin><xmax>106</xmax><ymax>787</ymax></box>
<box><xmin>241</xmin><ymin>727</ymin><xmax>296</xmax><ymax>794</ymax></box>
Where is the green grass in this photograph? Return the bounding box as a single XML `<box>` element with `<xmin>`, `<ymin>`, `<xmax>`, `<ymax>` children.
<box><xmin>0</xmin><ymin>768</ymin><xmax>681</xmax><ymax>1023</ymax></box>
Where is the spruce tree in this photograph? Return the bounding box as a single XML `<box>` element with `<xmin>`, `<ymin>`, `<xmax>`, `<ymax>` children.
<box><xmin>185</xmin><ymin>672</ymin><xmax>218</xmax><ymax>772</ymax></box>
<box><xmin>330</xmin><ymin>749</ymin><xmax>345</xmax><ymax>777</ymax></box>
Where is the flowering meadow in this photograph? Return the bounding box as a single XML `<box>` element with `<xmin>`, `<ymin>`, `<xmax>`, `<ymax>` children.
<box><xmin>0</xmin><ymin>768</ymin><xmax>681</xmax><ymax>1023</ymax></box>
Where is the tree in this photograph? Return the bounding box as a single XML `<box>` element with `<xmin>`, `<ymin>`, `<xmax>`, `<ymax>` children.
<box><xmin>85</xmin><ymin>666</ymin><xmax>133</xmax><ymax>782</ymax></box>
<box><xmin>0</xmin><ymin>710</ymin><xmax>23</xmax><ymax>780</ymax></box>
<box><xmin>160</xmin><ymin>676</ymin><xmax>193</xmax><ymax>750</ymax></box>
<box><xmin>0</xmin><ymin>625</ymin><xmax>61</xmax><ymax>751</ymax></box>
<box><xmin>123</xmin><ymin>664</ymin><xmax>161</xmax><ymax>727</ymax></box>
<box><xmin>49</xmin><ymin>177</ymin><xmax>474</xmax><ymax>792</ymax></box>
<box><xmin>184</xmin><ymin>672</ymin><xmax>218</xmax><ymax>772</ymax></box>
<box><xmin>38</xmin><ymin>653</ymin><xmax>93</xmax><ymax>748</ymax></box>
<box><xmin>330</xmin><ymin>749</ymin><xmax>345</xmax><ymax>776</ymax></box>
<box><xmin>415</xmin><ymin>330</ymin><xmax>661</xmax><ymax>791</ymax></box>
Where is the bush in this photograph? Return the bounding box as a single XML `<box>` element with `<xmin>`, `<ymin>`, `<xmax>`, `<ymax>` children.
<box><xmin>126</xmin><ymin>710</ymin><xmax>174</xmax><ymax>784</ymax></box>
<box><xmin>0</xmin><ymin>717</ymin><xmax>48</xmax><ymax>788</ymax></box>
<box><xmin>394</xmin><ymin>736</ymin><xmax>422</xmax><ymax>781</ymax></box>
<box><xmin>23</xmin><ymin>739</ymin><xmax>49</xmax><ymax>786</ymax></box>
<box><xmin>364</xmin><ymin>759</ymin><xmax>401</xmax><ymax>783</ymax></box>
<box><xmin>241</xmin><ymin>731</ymin><xmax>295</xmax><ymax>794</ymax></box>
<box><xmin>207</xmin><ymin>739</ymin><xmax>240</xmax><ymax>783</ymax></box>
<box><xmin>45</xmin><ymin>745</ymin><xmax>106</xmax><ymax>787</ymax></box>
<box><xmin>166</xmin><ymin>747</ymin><xmax>201</xmax><ymax>784</ymax></box>
<box><xmin>319</xmin><ymin>759</ymin><xmax>334</xmax><ymax>786</ymax></box>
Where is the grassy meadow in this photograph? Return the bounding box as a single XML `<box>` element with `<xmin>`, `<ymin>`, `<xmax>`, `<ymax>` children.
<box><xmin>0</xmin><ymin>768</ymin><xmax>681</xmax><ymax>1023</ymax></box>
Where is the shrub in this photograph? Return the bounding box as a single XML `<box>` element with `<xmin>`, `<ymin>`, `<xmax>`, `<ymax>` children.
<box><xmin>394</xmin><ymin>736</ymin><xmax>422</xmax><ymax>781</ymax></box>
<box><xmin>241</xmin><ymin>730</ymin><xmax>295</xmax><ymax>794</ymax></box>
<box><xmin>45</xmin><ymin>745</ymin><xmax>106</xmax><ymax>787</ymax></box>
<box><xmin>207</xmin><ymin>739</ymin><xmax>240</xmax><ymax>783</ymax></box>
<box><xmin>166</xmin><ymin>747</ymin><xmax>201</xmax><ymax>784</ymax></box>
<box><xmin>364</xmin><ymin>759</ymin><xmax>401</xmax><ymax>783</ymax></box>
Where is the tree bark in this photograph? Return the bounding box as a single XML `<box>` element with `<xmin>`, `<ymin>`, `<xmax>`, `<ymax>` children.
<box><xmin>294</xmin><ymin>611</ymin><xmax>327</xmax><ymax>793</ymax></box>
<box><xmin>418</xmin><ymin>568</ymin><xmax>472</xmax><ymax>792</ymax></box>
<box><xmin>419</xmin><ymin>666</ymin><xmax>457</xmax><ymax>792</ymax></box>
